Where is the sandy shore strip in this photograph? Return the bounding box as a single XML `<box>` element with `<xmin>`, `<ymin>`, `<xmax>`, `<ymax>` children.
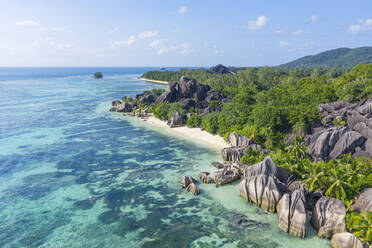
<box><xmin>139</xmin><ymin>77</ymin><xmax>168</xmax><ymax>85</ymax></box>
<box><xmin>142</xmin><ymin>116</ymin><xmax>230</xmax><ymax>151</ymax></box>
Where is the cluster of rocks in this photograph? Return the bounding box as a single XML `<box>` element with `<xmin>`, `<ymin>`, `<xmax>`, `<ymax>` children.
<box><xmin>306</xmin><ymin>98</ymin><xmax>372</xmax><ymax>161</ymax></box>
<box><xmin>237</xmin><ymin>156</ymin><xmax>348</xmax><ymax>240</ymax></box>
<box><xmin>222</xmin><ymin>132</ymin><xmax>267</xmax><ymax>163</ymax></box>
<box><xmin>155</xmin><ymin>76</ymin><xmax>230</xmax><ymax>115</ymax></box>
<box><xmin>109</xmin><ymin>100</ymin><xmax>150</xmax><ymax>118</ymax></box>
<box><xmin>110</xmin><ymin>75</ymin><xmax>231</xmax><ymax>127</ymax></box>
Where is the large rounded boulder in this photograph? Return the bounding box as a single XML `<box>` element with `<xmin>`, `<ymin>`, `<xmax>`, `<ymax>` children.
<box><xmin>310</xmin><ymin>196</ymin><xmax>347</xmax><ymax>239</ymax></box>
<box><xmin>330</xmin><ymin>232</ymin><xmax>364</xmax><ymax>248</ymax></box>
<box><xmin>350</xmin><ymin>188</ymin><xmax>372</xmax><ymax>212</ymax></box>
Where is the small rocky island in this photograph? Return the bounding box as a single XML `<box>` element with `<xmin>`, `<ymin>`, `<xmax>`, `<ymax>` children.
<box><xmin>94</xmin><ymin>72</ymin><xmax>103</xmax><ymax>78</ymax></box>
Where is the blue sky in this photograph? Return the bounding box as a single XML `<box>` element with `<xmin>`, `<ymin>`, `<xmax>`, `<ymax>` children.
<box><xmin>1</xmin><ymin>0</ymin><xmax>372</xmax><ymax>67</ymax></box>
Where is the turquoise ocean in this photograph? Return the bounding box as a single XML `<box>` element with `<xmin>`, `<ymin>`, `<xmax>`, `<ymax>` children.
<box><xmin>0</xmin><ymin>67</ymin><xmax>329</xmax><ymax>247</ymax></box>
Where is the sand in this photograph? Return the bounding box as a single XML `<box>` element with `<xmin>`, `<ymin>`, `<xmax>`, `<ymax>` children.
<box><xmin>143</xmin><ymin>116</ymin><xmax>230</xmax><ymax>151</ymax></box>
<box><xmin>139</xmin><ymin>77</ymin><xmax>168</xmax><ymax>85</ymax></box>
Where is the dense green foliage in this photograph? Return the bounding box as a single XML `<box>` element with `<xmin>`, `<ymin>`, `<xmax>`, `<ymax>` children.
<box><xmin>153</xmin><ymin>102</ymin><xmax>186</xmax><ymax>121</ymax></box>
<box><xmin>143</xmin><ymin>88</ymin><xmax>165</xmax><ymax>98</ymax></box>
<box><xmin>346</xmin><ymin>211</ymin><xmax>372</xmax><ymax>244</ymax></box>
<box><xmin>282</xmin><ymin>47</ymin><xmax>372</xmax><ymax>68</ymax></box>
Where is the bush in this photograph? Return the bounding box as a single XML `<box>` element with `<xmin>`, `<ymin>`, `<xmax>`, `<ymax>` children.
<box><xmin>240</xmin><ymin>148</ymin><xmax>265</xmax><ymax>165</ymax></box>
<box><xmin>143</xmin><ymin>88</ymin><xmax>165</xmax><ymax>98</ymax></box>
<box><xmin>153</xmin><ymin>102</ymin><xmax>186</xmax><ymax>121</ymax></box>
<box><xmin>200</xmin><ymin>112</ymin><xmax>219</xmax><ymax>134</ymax></box>
<box><xmin>346</xmin><ymin>211</ymin><xmax>372</xmax><ymax>244</ymax></box>
<box><xmin>186</xmin><ymin>114</ymin><xmax>202</xmax><ymax>127</ymax></box>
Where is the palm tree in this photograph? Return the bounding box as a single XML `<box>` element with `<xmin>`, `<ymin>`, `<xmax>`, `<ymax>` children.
<box><xmin>324</xmin><ymin>167</ymin><xmax>353</xmax><ymax>201</ymax></box>
<box><xmin>286</xmin><ymin>136</ymin><xmax>306</xmax><ymax>162</ymax></box>
<box><xmin>301</xmin><ymin>161</ymin><xmax>327</xmax><ymax>192</ymax></box>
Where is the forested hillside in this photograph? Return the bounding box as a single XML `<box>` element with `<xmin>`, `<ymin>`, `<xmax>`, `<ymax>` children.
<box><xmin>281</xmin><ymin>47</ymin><xmax>372</xmax><ymax>68</ymax></box>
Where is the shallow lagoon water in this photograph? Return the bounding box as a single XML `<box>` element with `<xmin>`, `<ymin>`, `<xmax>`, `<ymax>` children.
<box><xmin>0</xmin><ymin>68</ymin><xmax>329</xmax><ymax>247</ymax></box>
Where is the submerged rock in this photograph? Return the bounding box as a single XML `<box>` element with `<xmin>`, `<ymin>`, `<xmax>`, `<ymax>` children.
<box><xmin>186</xmin><ymin>182</ymin><xmax>200</xmax><ymax>195</ymax></box>
<box><xmin>350</xmin><ymin>188</ymin><xmax>372</xmax><ymax>212</ymax></box>
<box><xmin>231</xmin><ymin>214</ymin><xmax>268</xmax><ymax>229</ymax></box>
<box><xmin>239</xmin><ymin>174</ymin><xmax>283</xmax><ymax>212</ymax></box>
<box><xmin>179</xmin><ymin>176</ymin><xmax>196</xmax><ymax>188</ymax></box>
<box><xmin>310</xmin><ymin>196</ymin><xmax>347</xmax><ymax>239</ymax></box>
<box><xmin>211</xmin><ymin>161</ymin><xmax>225</xmax><ymax>169</ymax></box>
<box><xmin>330</xmin><ymin>232</ymin><xmax>364</xmax><ymax>248</ymax></box>
<box><xmin>277</xmin><ymin>189</ymin><xmax>307</xmax><ymax>238</ymax></box>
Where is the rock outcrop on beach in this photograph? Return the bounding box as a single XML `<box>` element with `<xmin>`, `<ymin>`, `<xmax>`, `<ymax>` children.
<box><xmin>209</xmin><ymin>64</ymin><xmax>236</xmax><ymax>75</ymax></box>
<box><xmin>239</xmin><ymin>174</ymin><xmax>283</xmax><ymax>212</ymax></box>
<box><xmin>167</xmin><ymin>111</ymin><xmax>183</xmax><ymax>128</ymax></box>
<box><xmin>306</xmin><ymin>97</ymin><xmax>372</xmax><ymax>160</ymax></box>
<box><xmin>212</xmin><ymin>164</ymin><xmax>240</xmax><ymax>185</ymax></box>
<box><xmin>350</xmin><ymin>188</ymin><xmax>372</xmax><ymax>212</ymax></box>
<box><xmin>222</xmin><ymin>133</ymin><xmax>267</xmax><ymax>163</ymax></box>
<box><xmin>109</xmin><ymin>100</ymin><xmax>135</xmax><ymax>113</ymax></box>
<box><xmin>277</xmin><ymin>189</ymin><xmax>307</xmax><ymax>238</ymax></box>
<box><xmin>154</xmin><ymin>76</ymin><xmax>229</xmax><ymax>119</ymax></box>
<box><xmin>310</xmin><ymin>196</ymin><xmax>347</xmax><ymax>239</ymax></box>
<box><xmin>330</xmin><ymin>232</ymin><xmax>364</xmax><ymax>248</ymax></box>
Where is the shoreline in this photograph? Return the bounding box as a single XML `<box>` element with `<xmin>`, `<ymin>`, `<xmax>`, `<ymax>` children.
<box><xmin>128</xmin><ymin>114</ymin><xmax>229</xmax><ymax>151</ymax></box>
<box><xmin>139</xmin><ymin>77</ymin><xmax>168</xmax><ymax>85</ymax></box>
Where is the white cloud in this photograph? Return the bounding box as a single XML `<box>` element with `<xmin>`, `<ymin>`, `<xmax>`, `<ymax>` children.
<box><xmin>289</xmin><ymin>41</ymin><xmax>315</xmax><ymax>52</ymax></box>
<box><xmin>16</xmin><ymin>20</ymin><xmax>38</xmax><ymax>26</ymax></box>
<box><xmin>214</xmin><ymin>49</ymin><xmax>224</xmax><ymax>54</ymax></box>
<box><xmin>279</xmin><ymin>40</ymin><xmax>289</xmax><ymax>47</ymax></box>
<box><xmin>149</xmin><ymin>39</ymin><xmax>165</xmax><ymax>48</ymax></box>
<box><xmin>138</xmin><ymin>31</ymin><xmax>158</xmax><ymax>38</ymax></box>
<box><xmin>247</xmin><ymin>16</ymin><xmax>268</xmax><ymax>30</ymax></box>
<box><xmin>301</xmin><ymin>41</ymin><xmax>314</xmax><ymax>49</ymax></box>
<box><xmin>108</xmin><ymin>28</ymin><xmax>119</xmax><ymax>35</ymax></box>
<box><xmin>111</xmin><ymin>31</ymin><xmax>158</xmax><ymax>48</ymax></box>
<box><xmin>349</xmin><ymin>18</ymin><xmax>372</xmax><ymax>34</ymax></box>
<box><xmin>156</xmin><ymin>42</ymin><xmax>193</xmax><ymax>55</ymax></box>
<box><xmin>274</xmin><ymin>28</ymin><xmax>284</xmax><ymax>34</ymax></box>
<box><xmin>292</xmin><ymin>29</ymin><xmax>305</xmax><ymax>35</ymax></box>
<box><xmin>51</xmin><ymin>26</ymin><xmax>65</xmax><ymax>32</ymax></box>
<box><xmin>178</xmin><ymin>6</ymin><xmax>188</xmax><ymax>14</ymax></box>
<box><xmin>111</xmin><ymin>35</ymin><xmax>136</xmax><ymax>47</ymax></box>
<box><xmin>310</xmin><ymin>15</ymin><xmax>318</xmax><ymax>23</ymax></box>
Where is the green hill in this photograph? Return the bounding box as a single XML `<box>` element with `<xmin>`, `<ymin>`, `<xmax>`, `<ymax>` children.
<box><xmin>281</xmin><ymin>47</ymin><xmax>372</xmax><ymax>68</ymax></box>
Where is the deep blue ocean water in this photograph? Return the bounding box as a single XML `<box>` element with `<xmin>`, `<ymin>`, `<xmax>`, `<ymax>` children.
<box><xmin>0</xmin><ymin>67</ymin><xmax>329</xmax><ymax>247</ymax></box>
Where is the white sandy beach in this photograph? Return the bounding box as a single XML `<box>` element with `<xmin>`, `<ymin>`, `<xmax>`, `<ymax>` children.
<box><xmin>143</xmin><ymin>116</ymin><xmax>230</xmax><ymax>151</ymax></box>
<box><xmin>139</xmin><ymin>77</ymin><xmax>168</xmax><ymax>85</ymax></box>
